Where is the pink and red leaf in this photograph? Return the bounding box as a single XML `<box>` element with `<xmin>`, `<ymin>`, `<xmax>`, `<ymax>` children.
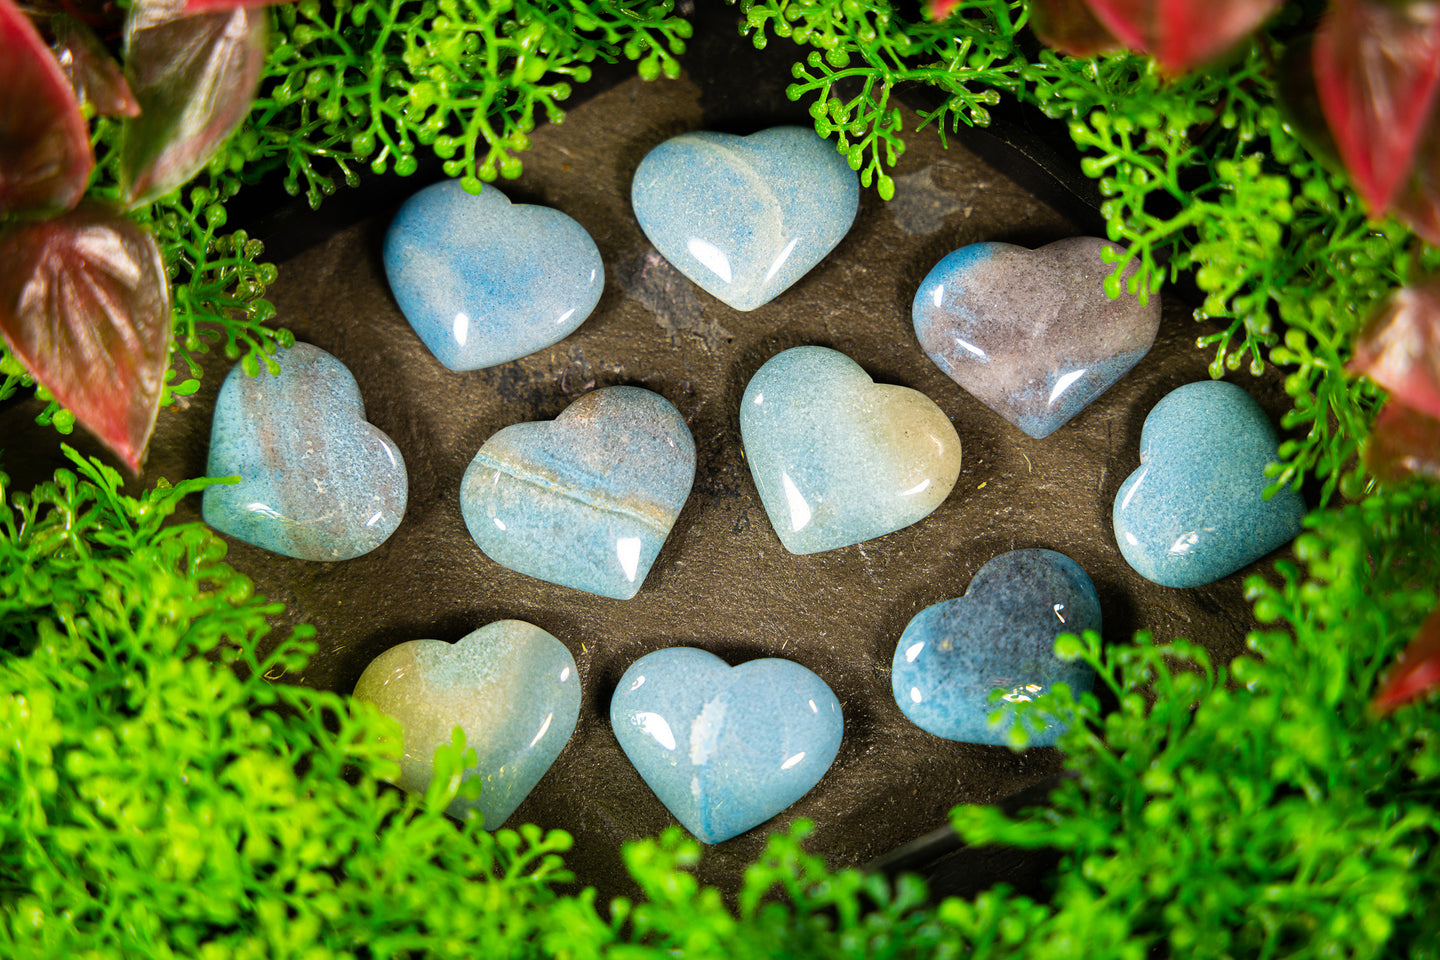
<box><xmin>1350</xmin><ymin>279</ymin><xmax>1440</xmax><ymax>423</ymax></box>
<box><xmin>119</xmin><ymin>0</ymin><xmax>268</xmax><ymax>207</ymax></box>
<box><xmin>1365</xmin><ymin>401</ymin><xmax>1440</xmax><ymax>483</ymax></box>
<box><xmin>1084</xmin><ymin>0</ymin><xmax>1283</xmax><ymax>74</ymax></box>
<box><xmin>51</xmin><ymin>13</ymin><xmax>139</xmax><ymax>118</ymax></box>
<box><xmin>0</xmin><ymin>0</ymin><xmax>94</xmax><ymax>217</ymax></box>
<box><xmin>1373</xmin><ymin>606</ymin><xmax>1440</xmax><ymax>713</ymax></box>
<box><xmin>0</xmin><ymin>206</ymin><xmax>172</xmax><ymax>473</ymax></box>
<box><xmin>1314</xmin><ymin>0</ymin><xmax>1440</xmax><ymax>216</ymax></box>
<box><xmin>1030</xmin><ymin>0</ymin><xmax>1123</xmax><ymax>58</ymax></box>
<box><xmin>183</xmin><ymin>0</ymin><xmax>294</xmax><ymax>11</ymax></box>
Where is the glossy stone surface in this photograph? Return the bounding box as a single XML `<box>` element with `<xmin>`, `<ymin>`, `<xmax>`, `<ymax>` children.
<box><xmin>352</xmin><ymin>620</ymin><xmax>580</xmax><ymax>826</ymax></box>
<box><xmin>610</xmin><ymin>647</ymin><xmax>843</xmax><ymax>844</ymax></box>
<box><xmin>891</xmin><ymin>550</ymin><xmax>1100</xmax><ymax>747</ymax></box>
<box><xmin>383</xmin><ymin>180</ymin><xmax>604</xmax><ymax>370</ymax></box>
<box><xmin>460</xmin><ymin>386</ymin><xmax>695</xmax><ymax>599</ymax></box>
<box><xmin>631</xmin><ymin>126</ymin><xmax>859</xmax><ymax>311</ymax></box>
<box><xmin>203</xmin><ymin>342</ymin><xmax>407</xmax><ymax>560</ymax></box>
<box><xmin>913</xmin><ymin>237</ymin><xmax>1161</xmax><ymax>438</ymax></box>
<box><xmin>740</xmin><ymin>346</ymin><xmax>962</xmax><ymax>555</ymax></box>
<box><xmin>1114</xmin><ymin>380</ymin><xmax>1305</xmax><ymax>588</ymax></box>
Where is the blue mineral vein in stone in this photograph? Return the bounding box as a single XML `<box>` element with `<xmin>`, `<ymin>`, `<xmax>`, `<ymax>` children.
<box><xmin>740</xmin><ymin>346</ymin><xmax>962</xmax><ymax>555</ymax></box>
<box><xmin>913</xmin><ymin>237</ymin><xmax>1161</xmax><ymax>439</ymax></box>
<box><xmin>610</xmin><ymin>647</ymin><xmax>843</xmax><ymax>844</ymax></box>
<box><xmin>631</xmin><ymin>126</ymin><xmax>859</xmax><ymax>311</ymax></box>
<box><xmin>383</xmin><ymin>180</ymin><xmax>604</xmax><ymax>370</ymax></box>
<box><xmin>460</xmin><ymin>386</ymin><xmax>695</xmax><ymax>600</ymax></box>
<box><xmin>1113</xmin><ymin>380</ymin><xmax>1306</xmax><ymax>588</ymax></box>
<box><xmin>202</xmin><ymin>342</ymin><xmax>407</xmax><ymax>561</ymax></box>
<box><xmin>891</xmin><ymin>549</ymin><xmax>1100</xmax><ymax>747</ymax></box>
<box><xmin>352</xmin><ymin>620</ymin><xmax>580</xmax><ymax>827</ymax></box>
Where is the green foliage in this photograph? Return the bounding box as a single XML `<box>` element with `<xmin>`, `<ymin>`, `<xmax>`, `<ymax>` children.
<box><xmin>0</xmin><ymin>450</ymin><xmax>592</xmax><ymax>957</ymax></box>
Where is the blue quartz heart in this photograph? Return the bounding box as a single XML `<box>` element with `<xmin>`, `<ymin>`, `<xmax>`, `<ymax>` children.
<box><xmin>891</xmin><ymin>549</ymin><xmax>1100</xmax><ymax>747</ymax></box>
<box><xmin>913</xmin><ymin>237</ymin><xmax>1161</xmax><ymax>438</ymax></box>
<box><xmin>610</xmin><ymin>647</ymin><xmax>843</xmax><ymax>844</ymax></box>
<box><xmin>352</xmin><ymin>620</ymin><xmax>580</xmax><ymax>826</ymax></box>
<box><xmin>740</xmin><ymin>346</ymin><xmax>962</xmax><ymax>555</ymax></box>
<box><xmin>631</xmin><ymin>126</ymin><xmax>859</xmax><ymax>311</ymax></box>
<box><xmin>1114</xmin><ymin>380</ymin><xmax>1306</xmax><ymax>588</ymax></box>
<box><xmin>383</xmin><ymin>180</ymin><xmax>604</xmax><ymax>370</ymax></box>
<box><xmin>203</xmin><ymin>342</ymin><xmax>407</xmax><ymax>561</ymax></box>
<box><xmin>460</xmin><ymin>386</ymin><xmax>695</xmax><ymax>599</ymax></box>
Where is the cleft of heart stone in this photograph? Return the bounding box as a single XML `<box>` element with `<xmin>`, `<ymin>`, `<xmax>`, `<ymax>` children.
<box><xmin>610</xmin><ymin>647</ymin><xmax>843</xmax><ymax>844</ymax></box>
<box><xmin>631</xmin><ymin>125</ymin><xmax>859</xmax><ymax>311</ymax></box>
<box><xmin>741</xmin><ymin>345</ymin><xmax>962</xmax><ymax>555</ymax></box>
<box><xmin>913</xmin><ymin>236</ymin><xmax>1161</xmax><ymax>439</ymax></box>
<box><xmin>203</xmin><ymin>342</ymin><xmax>407</xmax><ymax>561</ymax></box>
<box><xmin>460</xmin><ymin>385</ymin><xmax>695</xmax><ymax>599</ymax></box>
<box><xmin>352</xmin><ymin>620</ymin><xmax>581</xmax><ymax>828</ymax></box>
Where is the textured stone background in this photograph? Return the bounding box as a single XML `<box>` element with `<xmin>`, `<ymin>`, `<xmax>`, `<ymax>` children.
<box><xmin>2</xmin><ymin>24</ymin><xmax>1297</xmax><ymax>904</ymax></box>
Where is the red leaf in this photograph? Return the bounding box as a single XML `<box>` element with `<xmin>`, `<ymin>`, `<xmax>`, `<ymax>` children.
<box><xmin>0</xmin><ymin>0</ymin><xmax>94</xmax><ymax>217</ymax></box>
<box><xmin>1314</xmin><ymin>0</ymin><xmax>1440</xmax><ymax>216</ymax></box>
<box><xmin>1365</xmin><ymin>401</ymin><xmax>1440</xmax><ymax>483</ymax></box>
<box><xmin>1350</xmin><ymin>279</ymin><xmax>1440</xmax><ymax>422</ymax></box>
<box><xmin>183</xmin><ymin>0</ymin><xmax>293</xmax><ymax>11</ymax></box>
<box><xmin>51</xmin><ymin>13</ymin><xmax>139</xmax><ymax>118</ymax></box>
<box><xmin>1085</xmin><ymin>0</ymin><xmax>1284</xmax><ymax>74</ymax></box>
<box><xmin>1373</xmin><ymin>606</ymin><xmax>1440</xmax><ymax>713</ymax></box>
<box><xmin>119</xmin><ymin>0</ymin><xmax>268</xmax><ymax>207</ymax></box>
<box><xmin>0</xmin><ymin>206</ymin><xmax>172</xmax><ymax>473</ymax></box>
<box><xmin>1031</xmin><ymin>0</ymin><xmax>1123</xmax><ymax>58</ymax></box>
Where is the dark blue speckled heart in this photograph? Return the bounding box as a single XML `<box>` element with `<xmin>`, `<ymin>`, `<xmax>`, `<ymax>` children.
<box><xmin>891</xmin><ymin>549</ymin><xmax>1099</xmax><ymax>746</ymax></box>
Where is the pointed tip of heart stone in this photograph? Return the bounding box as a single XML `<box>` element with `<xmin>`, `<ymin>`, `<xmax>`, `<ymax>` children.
<box><xmin>913</xmin><ymin>236</ymin><xmax>1160</xmax><ymax>438</ymax></box>
<box><xmin>631</xmin><ymin>126</ymin><xmax>859</xmax><ymax>311</ymax></box>
<box><xmin>741</xmin><ymin>345</ymin><xmax>961</xmax><ymax>554</ymax></box>
<box><xmin>610</xmin><ymin>647</ymin><xmax>843</xmax><ymax>843</ymax></box>
<box><xmin>383</xmin><ymin>181</ymin><xmax>604</xmax><ymax>371</ymax></box>
<box><xmin>460</xmin><ymin>386</ymin><xmax>696</xmax><ymax>599</ymax></box>
<box><xmin>891</xmin><ymin>549</ymin><xmax>1100</xmax><ymax>746</ymax></box>
<box><xmin>202</xmin><ymin>342</ymin><xmax>408</xmax><ymax>561</ymax></box>
<box><xmin>1113</xmin><ymin>380</ymin><xmax>1306</xmax><ymax>588</ymax></box>
<box><xmin>352</xmin><ymin>619</ymin><xmax>581</xmax><ymax>828</ymax></box>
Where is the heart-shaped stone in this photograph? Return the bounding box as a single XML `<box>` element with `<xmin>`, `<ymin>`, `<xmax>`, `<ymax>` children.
<box><xmin>631</xmin><ymin>126</ymin><xmax>859</xmax><ymax>311</ymax></box>
<box><xmin>203</xmin><ymin>342</ymin><xmax>407</xmax><ymax>561</ymax></box>
<box><xmin>383</xmin><ymin>181</ymin><xmax>604</xmax><ymax>371</ymax></box>
<box><xmin>460</xmin><ymin>386</ymin><xmax>695</xmax><ymax>599</ymax></box>
<box><xmin>1113</xmin><ymin>380</ymin><xmax>1305</xmax><ymax>588</ymax></box>
<box><xmin>610</xmin><ymin>647</ymin><xmax>843</xmax><ymax>844</ymax></box>
<box><xmin>740</xmin><ymin>346</ymin><xmax>962</xmax><ymax>555</ymax></box>
<box><xmin>891</xmin><ymin>549</ymin><xmax>1100</xmax><ymax>746</ymax></box>
<box><xmin>913</xmin><ymin>237</ymin><xmax>1161</xmax><ymax>438</ymax></box>
<box><xmin>352</xmin><ymin>620</ymin><xmax>580</xmax><ymax>827</ymax></box>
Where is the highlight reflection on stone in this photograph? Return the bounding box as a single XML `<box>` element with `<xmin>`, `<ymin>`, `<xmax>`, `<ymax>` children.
<box><xmin>610</xmin><ymin>647</ymin><xmax>843</xmax><ymax>844</ymax></box>
<box><xmin>352</xmin><ymin>620</ymin><xmax>580</xmax><ymax>827</ymax></box>
<box><xmin>631</xmin><ymin>126</ymin><xmax>859</xmax><ymax>311</ymax></box>
<box><xmin>203</xmin><ymin>342</ymin><xmax>407</xmax><ymax>561</ymax></box>
<box><xmin>891</xmin><ymin>549</ymin><xmax>1100</xmax><ymax>746</ymax></box>
<box><xmin>460</xmin><ymin>386</ymin><xmax>695</xmax><ymax>599</ymax></box>
<box><xmin>740</xmin><ymin>346</ymin><xmax>962</xmax><ymax>555</ymax></box>
<box><xmin>913</xmin><ymin>237</ymin><xmax>1160</xmax><ymax>438</ymax></box>
<box><xmin>383</xmin><ymin>180</ymin><xmax>604</xmax><ymax>370</ymax></box>
<box><xmin>1113</xmin><ymin>380</ymin><xmax>1305</xmax><ymax>588</ymax></box>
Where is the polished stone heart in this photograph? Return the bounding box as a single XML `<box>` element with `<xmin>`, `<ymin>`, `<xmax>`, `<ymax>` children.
<box><xmin>610</xmin><ymin>647</ymin><xmax>843</xmax><ymax>844</ymax></box>
<box><xmin>460</xmin><ymin>386</ymin><xmax>695</xmax><ymax>599</ymax></box>
<box><xmin>203</xmin><ymin>342</ymin><xmax>407</xmax><ymax>561</ymax></box>
<box><xmin>913</xmin><ymin>237</ymin><xmax>1161</xmax><ymax>438</ymax></box>
<box><xmin>1114</xmin><ymin>380</ymin><xmax>1305</xmax><ymax>588</ymax></box>
<box><xmin>383</xmin><ymin>181</ymin><xmax>604</xmax><ymax>370</ymax></box>
<box><xmin>740</xmin><ymin>346</ymin><xmax>962</xmax><ymax>555</ymax></box>
<box><xmin>891</xmin><ymin>549</ymin><xmax>1100</xmax><ymax>746</ymax></box>
<box><xmin>631</xmin><ymin>126</ymin><xmax>859</xmax><ymax>311</ymax></box>
<box><xmin>352</xmin><ymin>620</ymin><xmax>580</xmax><ymax>827</ymax></box>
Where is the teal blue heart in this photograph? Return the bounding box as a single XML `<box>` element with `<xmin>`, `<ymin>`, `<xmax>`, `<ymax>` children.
<box><xmin>610</xmin><ymin>648</ymin><xmax>843</xmax><ymax>844</ymax></box>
